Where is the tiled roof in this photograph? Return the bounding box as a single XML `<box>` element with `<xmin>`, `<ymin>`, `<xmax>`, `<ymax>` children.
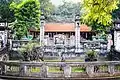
<box><xmin>29</xmin><ymin>23</ymin><xmax>92</xmax><ymax>32</ymax></box>
<box><xmin>45</xmin><ymin>23</ymin><xmax>91</xmax><ymax>32</ymax></box>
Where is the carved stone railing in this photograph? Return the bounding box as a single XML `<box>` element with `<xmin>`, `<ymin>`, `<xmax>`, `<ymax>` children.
<box><xmin>0</xmin><ymin>61</ymin><xmax>120</xmax><ymax>79</ymax></box>
<box><xmin>11</xmin><ymin>40</ymin><xmax>108</xmax><ymax>53</ymax></box>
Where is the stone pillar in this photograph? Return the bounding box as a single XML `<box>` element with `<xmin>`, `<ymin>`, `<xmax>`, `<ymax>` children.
<box><xmin>64</xmin><ymin>65</ymin><xmax>71</xmax><ymax>77</ymax></box>
<box><xmin>70</xmin><ymin>35</ymin><xmax>75</xmax><ymax>46</ymax></box>
<box><xmin>40</xmin><ymin>64</ymin><xmax>48</xmax><ymax>78</ymax></box>
<box><xmin>86</xmin><ymin>65</ymin><xmax>94</xmax><ymax>77</ymax></box>
<box><xmin>0</xmin><ymin>31</ymin><xmax>5</xmax><ymax>47</ymax></box>
<box><xmin>40</xmin><ymin>14</ymin><xmax>45</xmax><ymax>46</ymax></box>
<box><xmin>86</xmin><ymin>32</ymin><xmax>88</xmax><ymax>39</ymax></box>
<box><xmin>108</xmin><ymin>65</ymin><xmax>115</xmax><ymax>75</ymax></box>
<box><xmin>107</xmin><ymin>34</ymin><xmax>113</xmax><ymax>52</ymax></box>
<box><xmin>112</xmin><ymin>20</ymin><xmax>120</xmax><ymax>52</ymax></box>
<box><xmin>3</xmin><ymin>30</ymin><xmax>7</xmax><ymax>47</ymax></box>
<box><xmin>19</xmin><ymin>64</ymin><xmax>28</xmax><ymax>76</ymax></box>
<box><xmin>75</xmin><ymin>14</ymin><xmax>81</xmax><ymax>53</ymax></box>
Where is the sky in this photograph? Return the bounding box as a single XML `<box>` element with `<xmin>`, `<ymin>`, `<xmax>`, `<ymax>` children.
<box><xmin>50</xmin><ymin>0</ymin><xmax>82</xmax><ymax>6</ymax></box>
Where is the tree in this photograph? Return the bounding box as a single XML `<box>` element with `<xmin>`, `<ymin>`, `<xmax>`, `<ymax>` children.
<box><xmin>12</xmin><ymin>0</ymin><xmax>22</xmax><ymax>3</ymax></box>
<box><xmin>0</xmin><ymin>0</ymin><xmax>15</xmax><ymax>22</ymax></box>
<box><xmin>52</xmin><ymin>1</ymin><xmax>82</xmax><ymax>22</ymax></box>
<box><xmin>10</xmin><ymin>0</ymin><xmax>41</xmax><ymax>39</ymax></box>
<box><xmin>18</xmin><ymin>41</ymin><xmax>44</xmax><ymax>61</ymax></box>
<box><xmin>58</xmin><ymin>2</ymin><xmax>81</xmax><ymax>16</ymax></box>
<box><xmin>112</xmin><ymin>3</ymin><xmax>120</xmax><ymax>20</ymax></box>
<box><xmin>39</xmin><ymin>0</ymin><xmax>55</xmax><ymax>21</ymax></box>
<box><xmin>82</xmin><ymin>0</ymin><xmax>119</xmax><ymax>32</ymax></box>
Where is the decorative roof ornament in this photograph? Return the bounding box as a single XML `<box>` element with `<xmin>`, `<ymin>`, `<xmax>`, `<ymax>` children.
<box><xmin>40</xmin><ymin>13</ymin><xmax>45</xmax><ymax>21</ymax></box>
<box><xmin>75</xmin><ymin>14</ymin><xmax>80</xmax><ymax>22</ymax></box>
<box><xmin>113</xmin><ymin>20</ymin><xmax>120</xmax><ymax>30</ymax></box>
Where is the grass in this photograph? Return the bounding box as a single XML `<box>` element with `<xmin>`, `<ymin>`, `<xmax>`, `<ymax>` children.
<box><xmin>29</xmin><ymin>67</ymin><xmax>41</xmax><ymax>73</ymax></box>
<box><xmin>99</xmin><ymin>65</ymin><xmax>108</xmax><ymax>71</ymax></box>
<box><xmin>48</xmin><ymin>67</ymin><xmax>63</xmax><ymax>72</ymax></box>
<box><xmin>72</xmin><ymin>67</ymin><xmax>85</xmax><ymax>72</ymax></box>
<box><xmin>115</xmin><ymin>65</ymin><xmax>120</xmax><ymax>71</ymax></box>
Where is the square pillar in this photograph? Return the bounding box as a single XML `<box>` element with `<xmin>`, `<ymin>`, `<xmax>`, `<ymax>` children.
<box><xmin>75</xmin><ymin>14</ymin><xmax>81</xmax><ymax>53</ymax></box>
<box><xmin>40</xmin><ymin>14</ymin><xmax>45</xmax><ymax>46</ymax></box>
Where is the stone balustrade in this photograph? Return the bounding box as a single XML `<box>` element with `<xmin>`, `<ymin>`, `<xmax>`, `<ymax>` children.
<box><xmin>0</xmin><ymin>61</ymin><xmax>120</xmax><ymax>79</ymax></box>
<box><xmin>11</xmin><ymin>40</ymin><xmax>108</xmax><ymax>54</ymax></box>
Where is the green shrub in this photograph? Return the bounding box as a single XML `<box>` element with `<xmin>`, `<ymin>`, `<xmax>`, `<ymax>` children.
<box><xmin>18</xmin><ymin>41</ymin><xmax>40</xmax><ymax>53</ymax></box>
<box><xmin>85</xmin><ymin>50</ymin><xmax>98</xmax><ymax>61</ymax></box>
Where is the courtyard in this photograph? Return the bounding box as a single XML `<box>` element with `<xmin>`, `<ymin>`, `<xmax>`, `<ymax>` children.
<box><xmin>0</xmin><ymin>0</ymin><xmax>120</xmax><ymax>79</ymax></box>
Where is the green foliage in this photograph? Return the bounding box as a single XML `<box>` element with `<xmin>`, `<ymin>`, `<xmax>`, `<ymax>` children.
<box><xmin>112</xmin><ymin>3</ymin><xmax>120</xmax><ymax>20</ymax></box>
<box><xmin>52</xmin><ymin>1</ymin><xmax>82</xmax><ymax>22</ymax></box>
<box><xmin>39</xmin><ymin>0</ymin><xmax>55</xmax><ymax>21</ymax></box>
<box><xmin>12</xmin><ymin>0</ymin><xmax>22</xmax><ymax>4</ymax></box>
<box><xmin>10</xmin><ymin>0</ymin><xmax>41</xmax><ymax>39</ymax></box>
<box><xmin>82</xmin><ymin>0</ymin><xmax>119</xmax><ymax>31</ymax></box>
<box><xmin>0</xmin><ymin>0</ymin><xmax>15</xmax><ymax>22</ymax></box>
<box><xmin>39</xmin><ymin>0</ymin><xmax>54</xmax><ymax>14</ymax></box>
<box><xmin>59</xmin><ymin>1</ymin><xmax>81</xmax><ymax>16</ymax></box>
<box><xmin>30</xmin><ymin>67</ymin><xmax>41</xmax><ymax>72</ymax></box>
<box><xmin>72</xmin><ymin>67</ymin><xmax>85</xmax><ymax>72</ymax></box>
<box><xmin>18</xmin><ymin>41</ymin><xmax>40</xmax><ymax>53</ymax></box>
<box><xmin>87</xmin><ymin>50</ymin><xmax>97</xmax><ymax>57</ymax></box>
<box><xmin>86</xmin><ymin>50</ymin><xmax>97</xmax><ymax>61</ymax></box>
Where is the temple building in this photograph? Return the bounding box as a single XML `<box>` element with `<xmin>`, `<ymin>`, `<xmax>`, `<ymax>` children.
<box><xmin>30</xmin><ymin>14</ymin><xmax>96</xmax><ymax>53</ymax></box>
<box><xmin>29</xmin><ymin>23</ymin><xmax>95</xmax><ymax>40</ymax></box>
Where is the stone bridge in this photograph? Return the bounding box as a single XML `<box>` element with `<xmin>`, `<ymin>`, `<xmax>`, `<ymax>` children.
<box><xmin>0</xmin><ymin>61</ymin><xmax>120</xmax><ymax>79</ymax></box>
